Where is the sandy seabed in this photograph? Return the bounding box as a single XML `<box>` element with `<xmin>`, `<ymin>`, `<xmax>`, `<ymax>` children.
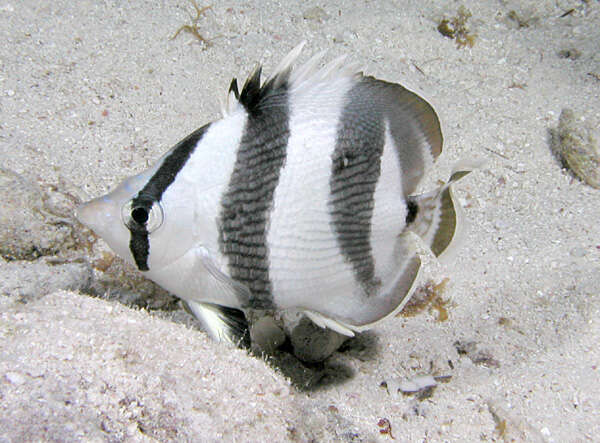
<box><xmin>1</xmin><ymin>1</ymin><xmax>599</xmax><ymax>441</ymax></box>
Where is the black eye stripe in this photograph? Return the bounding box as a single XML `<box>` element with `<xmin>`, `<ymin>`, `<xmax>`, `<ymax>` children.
<box><xmin>128</xmin><ymin>124</ymin><xmax>210</xmax><ymax>271</ymax></box>
<box><xmin>130</xmin><ymin>229</ymin><xmax>149</xmax><ymax>271</ymax></box>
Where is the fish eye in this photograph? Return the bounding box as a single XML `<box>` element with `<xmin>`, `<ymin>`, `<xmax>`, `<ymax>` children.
<box><xmin>121</xmin><ymin>200</ymin><xmax>164</xmax><ymax>233</ymax></box>
<box><xmin>131</xmin><ymin>207</ymin><xmax>149</xmax><ymax>224</ymax></box>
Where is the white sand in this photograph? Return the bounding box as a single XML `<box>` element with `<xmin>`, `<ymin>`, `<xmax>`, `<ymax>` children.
<box><xmin>1</xmin><ymin>0</ymin><xmax>599</xmax><ymax>441</ymax></box>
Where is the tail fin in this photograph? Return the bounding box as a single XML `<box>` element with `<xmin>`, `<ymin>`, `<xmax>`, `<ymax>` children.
<box><xmin>406</xmin><ymin>165</ymin><xmax>474</xmax><ymax>261</ymax></box>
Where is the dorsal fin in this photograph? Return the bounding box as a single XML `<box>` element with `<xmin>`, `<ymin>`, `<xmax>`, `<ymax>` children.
<box><xmin>228</xmin><ymin>78</ymin><xmax>239</xmax><ymax>99</ymax></box>
<box><xmin>264</xmin><ymin>41</ymin><xmax>306</xmax><ymax>89</ymax></box>
<box><xmin>224</xmin><ymin>61</ymin><xmax>291</xmax><ymax>117</ymax></box>
<box><xmin>233</xmin><ymin>43</ymin><xmax>306</xmax><ymax>116</ymax></box>
<box><xmin>222</xmin><ymin>42</ymin><xmax>361</xmax><ymax>117</ymax></box>
<box><xmin>238</xmin><ymin>65</ymin><xmax>263</xmax><ymax>111</ymax></box>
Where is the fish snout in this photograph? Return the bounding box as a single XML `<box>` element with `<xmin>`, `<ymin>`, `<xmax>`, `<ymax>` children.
<box><xmin>75</xmin><ymin>196</ymin><xmax>119</xmax><ymax>235</ymax></box>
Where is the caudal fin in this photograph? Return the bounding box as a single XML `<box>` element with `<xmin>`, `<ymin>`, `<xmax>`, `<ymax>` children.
<box><xmin>407</xmin><ymin>166</ymin><xmax>474</xmax><ymax>261</ymax></box>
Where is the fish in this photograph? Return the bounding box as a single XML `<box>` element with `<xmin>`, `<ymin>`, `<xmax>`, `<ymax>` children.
<box><xmin>76</xmin><ymin>43</ymin><xmax>472</xmax><ymax>346</ymax></box>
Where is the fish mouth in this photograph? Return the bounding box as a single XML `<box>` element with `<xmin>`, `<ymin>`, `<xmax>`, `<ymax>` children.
<box><xmin>76</xmin><ymin>195</ymin><xmax>146</xmax><ymax>272</ymax></box>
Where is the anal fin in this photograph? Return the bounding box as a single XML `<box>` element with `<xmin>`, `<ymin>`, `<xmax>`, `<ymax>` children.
<box><xmin>385</xmin><ymin>250</ymin><xmax>422</xmax><ymax>318</ymax></box>
<box><xmin>303</xmin><ymin>233</ymin><xmax>423</xmax><ymax>333</ymax></box>
<box><xmin>196</xmin><ymin>246</ymin><xmax>252</xmax><ymax>305</ymax></box>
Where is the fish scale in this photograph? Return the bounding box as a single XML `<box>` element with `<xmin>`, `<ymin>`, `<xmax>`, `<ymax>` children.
<box><xmin>76</xmin><ymin>43</ymin><xmax>472</xmax><ymax>348</ymax></box>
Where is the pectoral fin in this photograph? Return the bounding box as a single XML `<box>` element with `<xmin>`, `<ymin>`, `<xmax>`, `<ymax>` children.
<box><xmin>196</xmin><ymin>246</ymin><xmax>252</xmax><ymax>307</ymax></box>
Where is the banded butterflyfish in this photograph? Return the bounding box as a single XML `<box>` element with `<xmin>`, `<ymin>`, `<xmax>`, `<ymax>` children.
<box><xmin>77</xmin><ymin>43</ymin><xmax>472</xmax><ymax>352</ymax></box>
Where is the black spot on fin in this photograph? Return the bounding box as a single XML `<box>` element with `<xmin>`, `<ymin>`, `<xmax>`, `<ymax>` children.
<box><xmin>406</xmin><ymin>199</ymin><xmax>418</xmax><ymax>225</ymax></box>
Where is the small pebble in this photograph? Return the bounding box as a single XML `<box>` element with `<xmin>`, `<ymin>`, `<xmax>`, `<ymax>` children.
<box><xmin>558</xmin><ymin>48</ymin><xmax>581</xmax><ymax>60</ymax></box>
<box><xmin>288</xmin><ymin>315</ymin><xmax>347</xmax><ymax>362</ymax></box>
<box><xmin>5</xmin><ymin>372</ymin><xmax>26</xmax><ymax>386</ymax></box>
<box><xmin>553</xmin><ymin>109</ymin><xmax>600</xmax><ymax>189</ymax></box>
<box><xmin>303</xmin><ymin>6</ymin><xmax>329</xmax><ymax>23</ymax></box>
<box><xmin>250</xmin><ymin>316</ymin><xmax>286</xmax><ymax>354</ymax></box>
<box><xmin>570</xmin><ymin>247</ymin><xmax>587</xmax><ymax>257</ymax></box>
<box><xmin>398</xmin><ymin>375</ymin><xmax>437</xmax><ymax>393</ymax></box>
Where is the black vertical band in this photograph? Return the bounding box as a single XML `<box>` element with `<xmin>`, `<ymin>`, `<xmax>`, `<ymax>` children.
<box><xmin>329</xmin><ymin>80</ymin><xmax>385</xmax><ymax>295</ymax></box>
<box><xmin>218</xmin><ymin>87</ymin><xmax>290</xmax><ymax>309</ymax></box>
<box><xmin>128</xmin><ymin>124</ymin><xmax>209</xmax><ymax>271</ymax></box>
